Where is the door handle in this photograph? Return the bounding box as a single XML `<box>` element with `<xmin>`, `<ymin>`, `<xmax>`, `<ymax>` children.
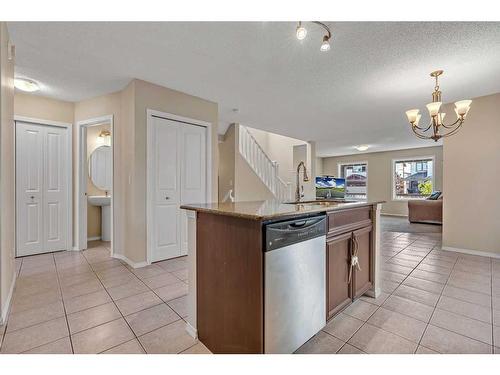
<box><xmin>165</xmin><ymin>196</ymin><xmax>170</xmax><ymax>200</ymax></box>
<box><xmin>30</xmin><ymin>196</ymin><xmax>35</xmax><ymax>200</ymax></box>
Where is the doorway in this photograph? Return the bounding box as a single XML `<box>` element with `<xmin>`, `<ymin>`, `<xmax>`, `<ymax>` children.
<box><xmin>15</xmin><ymin>118</ymin><xmax>72</xmax><ymax>257</ymax></box>
<box><xmin>146</xmin><ymin>110</ymin><xmax>212</xmax><ymax>263</ymax></box>
<box><xmin>76</xmin><ymin>115</ymin><xmax>114</xmax><ymax>254</ymax></box>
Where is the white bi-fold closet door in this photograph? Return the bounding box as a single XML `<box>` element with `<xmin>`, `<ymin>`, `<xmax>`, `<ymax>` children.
<box><xmin>16</xmin><ymin>121</ymin><xmax>70</xmax><ymax>257</ymax></box>
<box><xmin>148</xmin><ymin>115</ymin><xmax>207</xmax><ymax>262</ymax></box>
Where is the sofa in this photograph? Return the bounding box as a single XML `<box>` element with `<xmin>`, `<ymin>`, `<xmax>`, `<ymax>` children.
<box><xmin>408</xmin><ymin>195</ymin><xmax>443</xmax><ymax>224</ymax></box>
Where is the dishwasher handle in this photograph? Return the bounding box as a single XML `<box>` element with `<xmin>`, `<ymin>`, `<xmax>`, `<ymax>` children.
<box><xmin>265</xmin><ymin>214</ymin><xmax>326</xmax><ymax>252</ymax></box>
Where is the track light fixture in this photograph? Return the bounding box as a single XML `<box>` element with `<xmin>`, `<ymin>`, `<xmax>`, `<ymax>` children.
<box><xmin>295</xmin><ymin>21</ymin><xmax>332</xmax><ymax>52</ymax></box>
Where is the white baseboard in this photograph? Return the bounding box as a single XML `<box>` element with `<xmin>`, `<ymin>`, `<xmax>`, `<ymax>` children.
<box><xmin>185</xmin><ymin>321</ymin><xmax>198</xmax><ymax>339</ymax></box>
<box><xmin>87</xmin><ymin>236</ymin><xmax>101</xmax><ymax>241</ymax></box>
<box><xmin>1</xmin><ymin>272</ymin><xmax>17</xmax><ymax>325</ymax></box>
<box><xmin>112</xmin><ymin>253</ymin><xmax>149</xmax><ymax>269</ymax></box>
<box><xmin>441</xmin><ymin>246</ymin><xmax>500</xmax><ymax>259</ymax></box>
<box><xmin>381</xmin><ymin>213</ymin><xmax>408</xmax><ymax>218</ymax></box>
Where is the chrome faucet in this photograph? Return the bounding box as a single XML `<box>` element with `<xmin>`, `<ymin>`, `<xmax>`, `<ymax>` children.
<box><xmin>295</xmin><ymin>161</ymin><xmax>310</xmax><ymax>202</ymax></box>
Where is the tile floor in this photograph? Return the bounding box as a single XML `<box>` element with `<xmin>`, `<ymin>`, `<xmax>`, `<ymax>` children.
<box><xmin>2</xmin><ymin>233</ymin><xmax>500</xmax><ymax>354</ymax></box>
<box><xmin>297</xmin><ymin>231</ymin><xmax>500</xmax><ymax>354</ymax></box>
<box><xmin>0</xmin><ymin>241</ymin><xmax>209</xmax><ymax>354</ymax></box>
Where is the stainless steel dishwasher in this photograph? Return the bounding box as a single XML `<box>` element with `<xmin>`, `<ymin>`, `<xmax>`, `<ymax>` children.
<box><xmin>264</xmin><ymin>214</ymin><xmax>327</xmax><ymax>354</ymax></box>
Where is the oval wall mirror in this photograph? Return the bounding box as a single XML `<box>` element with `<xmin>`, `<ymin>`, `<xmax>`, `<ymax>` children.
<box><xmin>89</xmin><ymin>145</ymin><xmax>112</xmax><ymax>191</ymax></box>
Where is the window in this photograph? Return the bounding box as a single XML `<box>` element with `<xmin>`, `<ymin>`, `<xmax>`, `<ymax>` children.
<box><xmin>393</xmin><ymin>158</ymin><xmax>434</xmax><ymax>200</ymax></box>
<box><xmin>339</xmin><ymin>162</ymin><xmax>367</xmax><ymax>200</ymax></box>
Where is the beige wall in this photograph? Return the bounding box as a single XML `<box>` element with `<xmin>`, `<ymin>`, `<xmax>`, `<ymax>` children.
<box><xmin>322</xmin><ymin>146</ymin><xmax>443</xmax><ymax>216</ymax></box>
<box><xmin>14</xmin><ymin>92</ymin><xmax>74</xmax><ymax>123</ymax></box>
<box><xmin>127</xmin><ymin>79</ymin><xmax>218</xmax><ymax>263</ymax></box>
<box><xmin>443</xmin><ymin>93</ymin><xmax>500</xmax><ymax>255</ymax></box>
<box><xmin>218</xmin><ymin>124</ymin><xmax>235</xmax><ymax>202</ymax></box>
<box><xmin>86</xmin><ymin>124</ymin><xmax>110</xmax><ymax>239</ymax></box>
<box><xmin>0</xmin><ymin>22</ymin><xmax>15</xmax><ymax>322</ymax></box>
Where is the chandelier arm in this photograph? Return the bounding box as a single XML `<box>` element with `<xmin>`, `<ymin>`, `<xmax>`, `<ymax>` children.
<box><xmin>438</xmin><ymin>121</ymin><xmax>465</xmax><ymax>138</ymax></box>
<box><xmin>440</xmin><ymin>117</ymin><xmax>463</xmax><ymax>129</ymax></box>
<box><xmin>411</xmin><ymin>126</ymin><xmax>433</xmax><ymax>140</ymax></box>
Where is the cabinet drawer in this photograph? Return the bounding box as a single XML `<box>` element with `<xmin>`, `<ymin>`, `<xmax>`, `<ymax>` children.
<box><xmin>328</xmin><ymin>207</ymin><xmax>371</xmax><ymax>236</ymax></box>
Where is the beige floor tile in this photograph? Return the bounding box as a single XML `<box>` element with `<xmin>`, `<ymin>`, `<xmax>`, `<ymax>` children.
<box><xmin>381</xmin><ymin>263</ymin><xmax>414</xmax><ymax>276</ymax></box>
<box><xmin>91</xmin><ymin>259</ymin><xmax>124</xmax><ymax>272</ymax></box>
<box><xmin>142</xmin><ymin>272</ymin><xmax>180</xmax><ymax>289</ymax></box>
<box><xmin>380</xmin><ymin>270</ymin><xmax>406</xmax><ymax>283</ymax></box>
<box><xmin>340</xmin><ymin>300</ymin><xmax>378</xmax><ymax>322</ymax></box>
<box><xmin>493</xmin><ymin>296</ymin><xmax>500</xmax><ymax>311</ymax></box>
<box><xmin>13</xmin><ymin>279</ymin><xmax>60</xmax><ymax>298</ymax></box>
<box><xmin>382</xmin><ymin>295</ymin><xmax>434</xmax><ymax>322</ymax></box>
<box><xmin>181</xmin><ymin>342</ymin><xmax>212</xmax><ymax>354</ymax></box>
<box><xmin>167</xmin><ymin>295</ymin><xmax>188</xmax><ymax>318</ymax></box>
<box><xmin>102</xmin><ymin>339</ymin><xmax>145</xmax><ymax>354</ymax></box>
<box><xmin>403</xmin><ymin>276</ymin><xmax>445</xmax><ymax>294</ymax></box>
<box><xmin>295</xmin><ymin>331</ymin><xmax>344</xmax><ymax>354</ymax></box>
<box><xmin>410</xmin><ymin>269</ymin><xmax>448</xmax><ymax>284</ymax></box>
<box><xmin>57</xmin><ymin>264</ymin><xmax>94</xmax><ymax>278</ymax></box>
<box><xmin>367</xmin><ymin>307</ymin><xmax>427</xmax><ymax>343</ymax></box>
<box><xmin>59</xmin><ymin>272</ymin><xmax>98</xmax><ymax>287</ymax></box>
<box><xmin>416</xmin><ymin>345</ymin><xmax>439</xmax><ymax>354</ymax></box>
<box><xmin>387</xmin><ymin>257</ymin><xmax>420</xmax><ymax>269</ymax></box>
<box><xmin>494</xmin><ymin>326</ymin><xmax>500</xmax><ymax>348</ymax></box>
<box><xmin>95</xmin><ymin>265</ymin><xmax>131</xmax><ymax>279</ymax></box>
<box><xmin>450</xmin><ymin>270</ymin><xmax>491</xmax><ymax>284</ymax></box>
<box><xmin>64</xmin><ymin>289</ymin><xmax>112</xmax><ymax>314</ymax></box>
<box><xmin>115</xmin><ymin>290</ymin><xmax>163</xmax><ymax>316</ymax></box>
<box><xmin>138</xmin><ymin>320</ymin><xmax>196</xmax><ymax>354</ymax></box>
<box><xmin>61</xmin><ymin>279</ymin><xmax>104</xmax><ymax>300</ymax></box>
<box><xmin>67</xmin><ymin>302</ymin><xmax>122</xmax><ymax>334</ymax></box>
<box><xmin>437</xmin><ymin>295</ymin><xmax>492</xmax><ymax>323</ymax></box>
<box><xmin>322</xmin><ymin>312</ymin><xmax>364</xmax><ymax>341</ymax></box>
<box><xmin>100</xmin><ymin>272</ymin><xmax>137</xmax><ymax>289</ymax></box>
<box><xmin>22</xmin><ymin>336</ymin><xmax>73</xmax><ymax>354</ymax></box>
<box><xmin>172</xmin><ymin>269</ymin><xmax>188</xmax><ymax>281</ymax></box>
<box><xmin>337</xmin><ymin>343</ymin><xmax>365</xmax><ymax>354</ymax></box>
<box><xmin>156</xmin><ymin>258</ymin><xmax>187</xmax><ymax>273</ymax></box>
<box><xmin>416</xmin><ymin>262</ymin><xmax>452</xmax><ymax>276</ymax></box>
<box><xmin>494</xmin><ymin>310</ymin><xmax>500</xmax><ymax>327</ymax></box>
<box><xmin>447</xmin><ymin>277</ymin><xmax>491</xmax><ymax>295</ymax></box>
<box><xmin>0</xmin><ymin>317</ymin><xmax>69</xmax><ymax>354</ymax></box>
<box><xmin>348</xmin><ymin>323</ymin><xmax>417</xmax><ymax>354</ymax></box>
<box><xmin>106</xmin><ymin>279</ymin><xmax>149</xmax><ymax>300</ymax></box>
<box><xmin>442</xmin><ymin>285</ymin><xmax>491</xmax><ymax>308</ymax></box>
<box><xmin>393</xmin><ymin>284</ymin><xmax>440</xmax><ymax>307</ymax></box>
<box><xmin>421</xmin><ymin>324</ymin><xmax>492</xmax><ymax>354</ymax></box>
<box><xmin>360</xmin><ymin>292</ymin><xmax>390</xmax><ymax>306</ymax></box>
<box><xmin>10</xmin><ymin>289</ymin><xmax>62</xmax><ymax>314</ymax></box>
<box><xmin>154</xmin><ymin>281</ymin><xmax>188</xmax><ymax>302</ymax></box>
<box><xmin>7</xmin><ymin>300</ymin><xmax>65</xmax><ymax>332</ymax></box>
<box><xmin>420</xmin><ymin>258</ymin><xmax>454</xmax><ymax>269</ymax></box>
<box><xmin>71</xmin><ymin>318</ymin><xmax>134</xmax><ymax>354</ymax></box>
<box><xmin>380</xmin><ymin>279</ymin><xmax>400</xmax><ymax>294</ymax></box>
<box><xmin>132</xmin><ymin>264</ymin><xmax>166</xmax><ymax>279</ymax></box>
<box><xmin>430</xmin><ymin>308</ymin><xmax>492</xmax><ymax>344</ymax></box>
<box><xmin>125</xmin><ymin>303</ymin><xmax>180</xmax><ymax>336</ymax></box>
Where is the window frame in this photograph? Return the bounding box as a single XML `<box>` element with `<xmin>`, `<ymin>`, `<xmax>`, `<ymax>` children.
<box><xmin>337</xmin><ymin>161</ymin><xmax>368</xmax><ymax>200</ymax></box>
<box><xmin>391</xmin><ymin>156</ymin><xmax>435</xmax><ymax>201</ymax></box>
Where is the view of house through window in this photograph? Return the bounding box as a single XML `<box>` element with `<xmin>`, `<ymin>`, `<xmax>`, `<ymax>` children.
<box><xmin>339</xmin><ymin>162</ymin><xmax>367</xmax><ymax>200</ymax></box>
<box><xmin>393</xmin><ymin>158</ymin><xmax>434</xmax><ymax>199</ymax></box>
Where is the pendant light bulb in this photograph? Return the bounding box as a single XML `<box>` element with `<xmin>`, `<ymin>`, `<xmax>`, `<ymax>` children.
<box><xmin>320</xmin><ymin>35</ymin><xmax>331</xmax><ymax>52</ymax></box>
<box><xmin>296</xmin><ymin>22</ymin><xmax>307</xmax><ymax>40</ymax></box>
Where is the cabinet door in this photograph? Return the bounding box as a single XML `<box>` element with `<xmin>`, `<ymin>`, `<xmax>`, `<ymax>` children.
<box><xmin>326</xmin><ymin>232</ymin><xmax>353</xmax><ymax>319</ymax></box>
<box><xmin>352</xmin><ymin>225</ymin><xmax>373</xmax><ymax>298</ymax></box>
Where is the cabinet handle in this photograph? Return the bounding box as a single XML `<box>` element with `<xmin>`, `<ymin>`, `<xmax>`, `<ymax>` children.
<box><xmin>30</xmin><ymin>196</ymin><xmax>35</xmax><ymax>200</ymax></box>
<box><xmin>348</xmin><ymin>233</ymin><xmax>362</xmax><ymax>283</ymax></box>
<box><xmin>165</xmin><ymin>196</ymin><xmax>170</xmax><ymax>200</ymax></box>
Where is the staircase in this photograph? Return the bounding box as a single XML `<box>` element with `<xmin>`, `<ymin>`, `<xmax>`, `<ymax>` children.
<box><xmin>238</xmin><ymin>125</ymin><xmax>292</xmax><ymax>201</ymax></box>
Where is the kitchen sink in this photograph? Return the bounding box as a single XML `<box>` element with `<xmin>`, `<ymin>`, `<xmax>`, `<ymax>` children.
<box><xmin>284</xmin><ymin>199</ymin><xmax>357</xmax><ymax>205</ymax></box>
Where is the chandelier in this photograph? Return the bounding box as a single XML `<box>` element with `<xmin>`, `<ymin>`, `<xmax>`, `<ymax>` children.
<box><xmin>405</xmin><ymin>70</ymin><xmax>472</xmax><ymax>141</ymax></box>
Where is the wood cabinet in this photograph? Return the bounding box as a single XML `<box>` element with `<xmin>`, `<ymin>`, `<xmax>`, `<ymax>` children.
<box><xmin>326</xmin><ymin>208</ymin><xmax>373</xmax><ymax>320</ymax></box>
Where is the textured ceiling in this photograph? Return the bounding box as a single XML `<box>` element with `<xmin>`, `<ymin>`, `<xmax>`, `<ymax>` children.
<box><xmin>8</xmin><ymin>22</ymin><xmax>500</xmax><ymax>156</ymax></box>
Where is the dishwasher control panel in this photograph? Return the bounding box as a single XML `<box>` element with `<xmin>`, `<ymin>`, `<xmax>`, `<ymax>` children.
<box><xmin>265</xmin><ymin>214</ymin><xmax>326</xmax><ymax>252</ymax></box>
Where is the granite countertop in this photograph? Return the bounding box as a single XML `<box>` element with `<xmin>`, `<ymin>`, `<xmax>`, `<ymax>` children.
<box><xmin>181</xmin><ymin>200</ymin><xmax>384</xmax><ymax>221</ymax></box>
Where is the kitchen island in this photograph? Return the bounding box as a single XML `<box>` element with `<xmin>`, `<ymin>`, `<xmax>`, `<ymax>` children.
<box><xmin>181</xmin><ymin>200</ymin><xmax>384</xmax><ymax>354</ymax></box>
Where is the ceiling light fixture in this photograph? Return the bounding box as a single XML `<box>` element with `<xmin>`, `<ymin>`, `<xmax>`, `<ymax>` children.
<box><xmin>295</xmin><ymin>21</ymin><xmax>332</xmax><ymax>52</ymax></box>
<box><xmin>405</xmin><ymin>70</ymin><xmax>472</xmax><ymax>141</ymax></box>
<box><xmin>355</xmin><ymin>145</ymin><xmax>369</xmax><ymax>151</ymax></box>
<box><xmin>14</xmin><ymin>77</ymin><xmax>40</xmax><ymax>92</ymax></box>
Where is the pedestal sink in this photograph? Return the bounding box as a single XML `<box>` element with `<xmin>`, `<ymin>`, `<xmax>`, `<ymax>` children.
<box><xmin>88</xmin><ymin>195</ymin><xmax>111</xmax><ymax>241</ymax></box>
